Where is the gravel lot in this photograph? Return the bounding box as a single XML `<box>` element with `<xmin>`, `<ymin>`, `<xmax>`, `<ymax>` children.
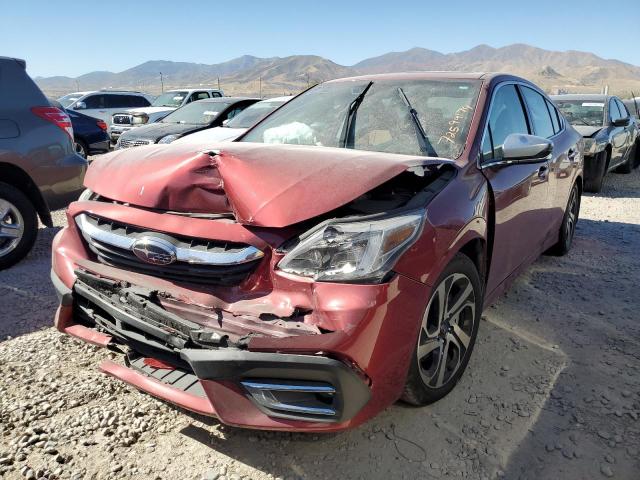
<box><xmin>1</xmin><ymin>167</ymin><xmax>639</xmax><ymax>480</ymax></box>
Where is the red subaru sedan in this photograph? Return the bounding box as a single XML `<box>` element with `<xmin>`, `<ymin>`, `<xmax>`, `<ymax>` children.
<box><xmin>51</xmin><ymin>73</ymin><xmax>583</xmax><ymax>432</ymax></box>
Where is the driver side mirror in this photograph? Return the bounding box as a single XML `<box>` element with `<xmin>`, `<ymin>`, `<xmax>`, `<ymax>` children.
<box><xmin>74</xmin><ymin>101</ymin><xmax>86</xmax><ymax>110</ymax></box>
<box><xmin>222</xmin><ymin>119</ymin><xmax>230</xmax><ymax>126</ymax></box>
<box><xmin>502</xmin><ymin>134</ymin><xmax>553</xmax><ymax>161</ymax></box>
<box><xmin>612</xmin><ymin>117</ymin><xmax>630</xmax><ymax>127</ymax></box>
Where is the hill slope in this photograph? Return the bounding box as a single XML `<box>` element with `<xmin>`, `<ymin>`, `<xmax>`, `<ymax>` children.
<box><xmin>35</xmin><ymin>44</ymin><xmax>640</xmax><ymax>98</ymax></box>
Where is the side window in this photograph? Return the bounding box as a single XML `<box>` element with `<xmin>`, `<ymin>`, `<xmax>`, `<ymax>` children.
<box><xmin>190</xmin><ymin>91</ymin><xmax>209</xmax><ymax>102</ymax></box>
<box><xmin>210</xmin><ymin>91</ymin><xmax>222</xmax><ymax>98</ymax></box>
<box><xmin>616</xmin><ymin>99</ymin><xmax>629</xmax><ymax>118</ymax></box>
<box><xmin>83</xmin><ymin>94</ymin><xmax>106</xmax><ymax>109</ymax></box>
<box><xmin>545</xmin><ymin>99</ymin><xmax>560</xmax><ymax>134</ymax></box>
<box><xmin>520</xmin><ymin>86</ymin><xmax>555</xmax><ymax>138</ymax></box>
<box><xmin>225</xmin><ymin>107</ymin><xmax>243</xmax><ymax>120</ymax></box>
<box><xmin>105</xmin><ymin>95</ymin><xmax>128</xmax><ymax>109</ymax></box>
<box><xmin>135</xmin><ymin>96</ymin><xmax>151</xmax><ymax>107</ymax></box>
<box><xmin>609</xmin><ymin>99</ymin><xmax>622</xmax><ymax>122</ymax></box>
<box><xmin>484</xmin><ymin>84</ymin><xmax>529</xmax><ymax>160</ymax></box>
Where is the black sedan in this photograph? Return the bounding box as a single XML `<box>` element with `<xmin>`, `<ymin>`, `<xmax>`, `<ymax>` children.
<box><xmin>115</xmin><ymin>97</ymin><xmax>259</xmax><ymax>149</ymax></box>
<box><xmin>50</xmin><ymin>98</ymin><xmax>110</xmax><ymax>158</ymax></box>
<box><xmin>552</xmin><ymin>94</ymin><xmax>639</xmax><ymax>192</ymax></box>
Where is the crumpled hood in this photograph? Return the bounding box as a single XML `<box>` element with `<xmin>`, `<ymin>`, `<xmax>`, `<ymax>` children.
<box><xmin>84</xmin><ymin>142</ymin><xmax>450</xmax><ymax>227</ymax></box>
<box><xmin>573</xmin><ymin>125</ymin><xmax>602</xmax><ymax>138</ymax></box>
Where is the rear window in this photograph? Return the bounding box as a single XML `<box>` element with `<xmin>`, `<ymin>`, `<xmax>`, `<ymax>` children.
<box><xmin>0</xmin><ymin>59</ymin><xmax>48</xmax><ymax>109</ymax></box>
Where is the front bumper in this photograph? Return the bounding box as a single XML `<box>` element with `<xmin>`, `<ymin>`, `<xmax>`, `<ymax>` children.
<box><xmin>109</xmin><ymin>125</ymin><xmax>134</xmax><ymax>142</ymax></box>
<box><xmin>88</xmin><ymin>139</ymin><xmax>110</xmax><ymax>155</ymax></box>
<box><xmin>51</xmin><ymin>206</ymin><xmax>431</xmax><ymax>431</ymax></box>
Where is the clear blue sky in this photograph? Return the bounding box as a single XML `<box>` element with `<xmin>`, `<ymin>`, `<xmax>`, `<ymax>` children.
<box><xmin>3</xmin><ymin>0</ymin><xmax>639</xmax><ymax>78</ymax></box>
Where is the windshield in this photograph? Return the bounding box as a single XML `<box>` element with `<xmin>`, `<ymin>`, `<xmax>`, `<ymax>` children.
<box><xmin>58</xmin><ymin>94</ymin><xmax>84</xmax><ymax>108</ymax></box>
<box><xmin>241</xmin><ymin>79</ymin><xmax>480</xmax><ymax>158</ymax></box>
<box><xmin>226</xmin><ymin>99</ymin><xmax>287</xmax><ymax>128</ymax></box>
<box><xmin>160</xmin><ymin>101</ymin><xmax>230</xmax><ymax>125</ymax></box>
<box><xmin>152</xmin><ymin>91</ymin><xmax>188</xmax><ymax>107</ymax></box>
<box><xmin>554</xmin><ymin>100</ymin><xmax>604</xmax><ymax>127</ymax></box>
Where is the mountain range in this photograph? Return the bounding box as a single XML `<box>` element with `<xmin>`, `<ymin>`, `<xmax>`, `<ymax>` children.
<box><xmin>34</xmin><ymin>44</ymin><xmax>640</xmax><ymax>98</ymax></box>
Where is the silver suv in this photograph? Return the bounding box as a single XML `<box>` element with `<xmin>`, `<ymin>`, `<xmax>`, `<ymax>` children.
<box><xmin>57</xmin><ymin>90</ymin><xmax>153</xmax><ymax>126</ymax></box>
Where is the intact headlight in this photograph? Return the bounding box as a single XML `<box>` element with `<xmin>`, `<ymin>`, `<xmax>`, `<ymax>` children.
<box><xmin>277</xmin><ymin>212</ymin><xmax>424</xmax><ymax>282</ymax></box>
<box><xmin>158</xmin><ymin>134</ymin><xmax>179</xmax><ymax>144</ymax></box>
<box><xmin>132</xmin><ymin>113</ymin><xmax>149</xmax><ymax>125</ymax></box>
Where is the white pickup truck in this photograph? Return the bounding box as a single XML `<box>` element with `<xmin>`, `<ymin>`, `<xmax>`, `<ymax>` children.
<box><xmin>109</xmin><ymin>88</ymin><xmax>224</xmax><ymax>142</ymax></box>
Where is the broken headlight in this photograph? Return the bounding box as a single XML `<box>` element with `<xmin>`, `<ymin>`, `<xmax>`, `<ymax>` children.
<box><xmin>277</xmin><ymin>212</ymin><xmax>424</xmax><ymax>282</ymax></box>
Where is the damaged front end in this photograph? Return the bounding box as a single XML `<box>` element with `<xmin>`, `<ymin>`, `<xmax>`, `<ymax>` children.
<box><xmin>51</xmin><ymin>142</ymin><xmax>455</xmax><ymax>431</ymax></box>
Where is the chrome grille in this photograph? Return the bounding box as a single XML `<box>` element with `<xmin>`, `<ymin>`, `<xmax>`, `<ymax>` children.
<box><xmin>75</xmin><ymin>214</ymin><xmax>263</xmax><ymax>286</ymax></box>
<box><xmin>118</xmin><ymin>138</ymin><xmax>151</xmax><ymax>149</ymax></box>
<box><xmin>112</xmin><ymin>114</ymin><xmax>132</xmax><ymax>125</ymax></box>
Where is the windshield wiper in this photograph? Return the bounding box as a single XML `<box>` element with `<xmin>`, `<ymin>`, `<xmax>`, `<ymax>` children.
<box><xmin>397</xmin><ymin>87</ymin><xmax>437</xmax><ymax>156</ymax></box>
<box><xmin>339</xmin><ymin>81</ymin><xmax>374</xmax><ymax>148</ymax></box>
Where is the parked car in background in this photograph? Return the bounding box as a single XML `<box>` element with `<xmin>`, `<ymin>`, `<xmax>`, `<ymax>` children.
<box><xmin>52</xmin><ymin>72</ymin><xmax>583</xmax><ymax>431</ymax></box>
<box><xmin>552</xmin><ymin>94</ymin><xmax>638</xmax><ymax>192</ymax></box>
<box><xmin>174</xmin><ymin>96</ymin><xmax>292</xmax><ymax>145</ymax></box>
<box><xmin>58</xmin><ymin>90</ymin><xmax>153</xmax><ymax>127</ymax></box>
<box><xmin>110</xmin><ymin>88</ymin><xmax>224</xmax><ymax>142</ymax></box>
<box><xmin>50</xmin><ymin>99</ymin><xmax>110</xmax><ymax>158</ymax></box>
<box><xmin>115</xmin><ymin>97</ymin><xmax>259</xmax><ymax>149</ymax></box>
<box><xmin>0</xmin><ymin>57</ymin><xmax>86</xmax><ymax>269</ymax></box>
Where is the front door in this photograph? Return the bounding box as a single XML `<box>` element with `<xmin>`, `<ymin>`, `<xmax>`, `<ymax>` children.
<box><xmin>479</xmin><ymin>83</ymin><xmax>550</xmax><ymax>296</ymax></box>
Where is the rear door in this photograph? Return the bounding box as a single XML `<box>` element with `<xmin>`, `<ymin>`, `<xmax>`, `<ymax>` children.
<box><xmin>480</xmin><ymin>83</ymin><xmax>550</xmax><ymax>295</ymax></box>
<box><xmin>615</xmin><ymin>98</ymin><xmax>634</xmax><ymax>162</ymax></box>
<box><xmin>81</xmin><ymin>94</ymin><xmax>109</xmax><ymax>122</ymax></box>
<box><xmin>519</xmin><ymin>86</ymin><xmax>578</xmax><ymax>229</ymax></box>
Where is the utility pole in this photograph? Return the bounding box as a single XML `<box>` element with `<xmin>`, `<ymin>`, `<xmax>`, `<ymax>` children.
<box><xmin>259</xmin><ymin>76</ymin><xmax>262</xmax><ymax>98</ymax></box>
<box><xmin>75</xmin><ymin>80</ymin><xmax>80</xmax><ymax>91</ymax></box>
<box><xmin>160</xmin><ymin>72</ymin><xmax>164</xmax><ymax>93</ymax></box>
<box><xmin>217</xmin><ymin>77</ymin><xmax>220</xmax><ymax>91</ymax></box>
<box><xmin>306</xmin><ymin>72</ymin><xmax>310</xmax><ymax>88</ymax></box>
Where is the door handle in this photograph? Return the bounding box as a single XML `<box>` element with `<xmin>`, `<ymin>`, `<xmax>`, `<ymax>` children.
<box><xmin>537</xmin><ymin>165</ymin><xmax>549</xmax><ymax>179</ymax></box>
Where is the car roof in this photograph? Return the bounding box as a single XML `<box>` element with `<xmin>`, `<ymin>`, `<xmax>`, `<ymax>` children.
<box><xmin>167</xmin><ymin>88</ymin><xmax>223</xmax><ymax>93</ymax></box>
<box><xmin>193</xmin><ymin>97</ymin><xmax>259</xmax><ymax>103</ymax></box>
<box><xmin>551</xmin><ymin>94</ymin><xmax>612</xmax><ymax>102</ymax></box>
<box><xmin>259</xmin><ymin>96</ymin><xmax>293</xmax><ymax>102</ymax></box>
<box><xmin>325</xmin><ymin>71</ymin><xmax>504</xmax><ymax>83</ymax></box>
<box><xmin>64</xmin><ymin>90</ymin><xmax>146</xmax><ymax>96</ymax></box>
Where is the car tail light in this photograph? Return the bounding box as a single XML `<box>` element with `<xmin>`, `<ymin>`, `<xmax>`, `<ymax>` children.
<box><xmin>31</xmin><ymin>107</ymin><xmax>74</xmax><ymax>138</ymax></box>
<box><xmin>96</xmin><ymin>120</ymin><xmax>108</xmax><ymax>131</ymax></box>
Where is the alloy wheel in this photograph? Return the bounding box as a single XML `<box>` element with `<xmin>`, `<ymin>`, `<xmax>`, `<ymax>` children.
<box><xmin>74</xmin><ymin>141</ymin><xmax>87</xmax><ymax>158</ymax></box>
<box><xmin>565</xmin><ymin>187</ymin><xmax>578</xmax><ymax>245</ymax></box>
<box><xmin>0</xmin><ymin>199</ymin><xmax>25</xmax><ymax>257</ymax></box>
<box><xmin>417</xmin><ymin>273</ymin><xmax>477</xmax><ymax>389</ymax></box>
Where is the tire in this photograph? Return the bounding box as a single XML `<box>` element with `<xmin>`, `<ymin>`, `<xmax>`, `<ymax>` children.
<box><xmin>615</xmin><ymin>145</ymin><xmax>633</xmax><ymax>174</ymax></box>
<box><xmin>633</xmin><ymin>141</ymin><xmax>640</xmax><ymax>169</ymax></box>
<box><xmin>402</xmin><ymin>253</ymin><xmax>482</xmax><ymax>406</ymax></box>
<box><xmin>584</xmin><ymin>150</ymin><xmax>607</xmax><ymax>193</ymax></box>
<box><xmin>74</xmin><ymin>139</ymin><xmax>88</xmax><ymax>159</ymax></box>
<box><xmin>0</xmin><ymin>182</ymin><xmax>38</xmax><ymax>270</ymax></box>
<box><xmin>547</xmin><ymin>182</ymin><xmax>580</xmax><ymax>256</ymax></box>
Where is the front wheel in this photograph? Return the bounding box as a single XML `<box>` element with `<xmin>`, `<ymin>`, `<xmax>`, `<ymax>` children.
<box><xmin>584</xmin><ymin>150</ymin><xmax>607</xmax><ymax>193</ymax></box>
<box><xmin>402</xmin><ymin>253</ymin><xmax>482</xmax><ymax>406</ymax></box>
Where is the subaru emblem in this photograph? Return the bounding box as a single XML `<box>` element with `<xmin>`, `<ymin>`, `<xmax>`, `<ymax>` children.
<box><xmin>131</xmin><ymin>236</ymin><xmax>177</xmax><ymax>266</ymax></box>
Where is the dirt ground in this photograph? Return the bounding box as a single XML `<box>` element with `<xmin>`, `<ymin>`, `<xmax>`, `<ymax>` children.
<box><xmin>0</xmin><ymin>167</ymin><xmax>638</xmax><ymax>480</ymax></box>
